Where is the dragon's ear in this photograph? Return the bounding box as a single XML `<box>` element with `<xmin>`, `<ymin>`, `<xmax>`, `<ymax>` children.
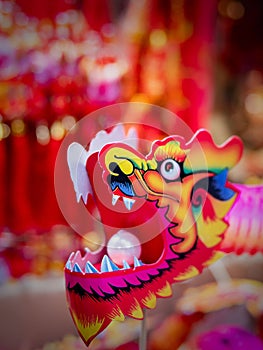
<box><xmin>193</xmin><ymin>169</ymin><xmax>236</xmax><ymax>202</ymax></box>
<box><xmin>67</xmin><ymin>125</ymin><xmax>138</xmax><ymax>205</ymax></box>
<box><xmin>67</xmin><ymin>142</ymin><xmax>92</xmax><ymax>204</ymax></box>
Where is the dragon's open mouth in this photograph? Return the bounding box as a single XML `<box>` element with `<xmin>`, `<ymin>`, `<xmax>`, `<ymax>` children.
<box><xmin>65</xmin><ymin>191</ymin><xmax>169</xmax><ymax>276</ymax></box>
<box><xmin>65</xmin><ymin>208</ymin><xmax>168</xmax><ymax>276</ymax></box>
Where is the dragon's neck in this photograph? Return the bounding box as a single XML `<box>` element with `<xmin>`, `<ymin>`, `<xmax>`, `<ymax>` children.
<box><xmin>221</xmin><ymin>183</ymin><xmax>263</xmax><ymax>254</ymax></box>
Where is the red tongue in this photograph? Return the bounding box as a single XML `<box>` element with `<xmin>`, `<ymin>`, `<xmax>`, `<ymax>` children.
<box><xmin>140</xmin><ymin>232</ymin><xmax>164</xmax><ymax>264</ymax></box>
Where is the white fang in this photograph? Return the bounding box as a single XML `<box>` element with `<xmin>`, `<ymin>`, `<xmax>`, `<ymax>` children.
<box><xmin>112</xmin><ymin>194</ymin><xmax>120</xmax><ymax>206</ymax></box>
<box><xmin>123</xmin><ymin>197</ymin><xmax>135</xmax><ymax>210</ymax></box>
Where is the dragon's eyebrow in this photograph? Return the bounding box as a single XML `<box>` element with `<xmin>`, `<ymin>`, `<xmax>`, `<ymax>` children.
<box><xmin>154</xmin><ymin>141</ymin><xmax>189</xmax><ymax>163</ymax></box>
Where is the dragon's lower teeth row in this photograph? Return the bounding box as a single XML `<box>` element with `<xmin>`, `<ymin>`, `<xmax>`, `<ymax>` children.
<box><xmin>65</xmin><ymin>254</ymin><xmax>143</xmax><ymax>274</ymax></box>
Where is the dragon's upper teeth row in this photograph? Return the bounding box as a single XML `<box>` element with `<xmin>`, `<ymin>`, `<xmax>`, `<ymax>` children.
<box><xmin>66</xmin><ymin>254</ymin><xmax>143</xmax><ymax>274</ymax></box>
<box><xmin>112</xmin><ymin>194</ymin><xmax>135</xmax><ymax>210</ymax></box>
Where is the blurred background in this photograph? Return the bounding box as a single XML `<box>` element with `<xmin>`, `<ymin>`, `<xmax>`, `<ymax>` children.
<box><xmin>0</xmin><ymin>0</ymin><xmax>263</xmax><ymax>349</ymax></box>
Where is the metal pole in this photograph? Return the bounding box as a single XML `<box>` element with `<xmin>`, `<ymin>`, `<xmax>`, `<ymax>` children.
<box><xmin>139</xmin><ymin>310</ymin><xmax>147</xmax><ymax>350</ymax></box>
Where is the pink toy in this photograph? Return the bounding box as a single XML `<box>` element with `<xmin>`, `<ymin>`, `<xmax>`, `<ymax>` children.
<box><xmin>195</xmin><ymin>325</ymin><xmax>263</xmax><ymax>350</ymax></box>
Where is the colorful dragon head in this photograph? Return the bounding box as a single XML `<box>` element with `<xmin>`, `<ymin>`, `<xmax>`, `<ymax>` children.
<box><xmin>65</xmin><ymin>125</ymin><xmax>243</xmax><ymax>346</ymax></box>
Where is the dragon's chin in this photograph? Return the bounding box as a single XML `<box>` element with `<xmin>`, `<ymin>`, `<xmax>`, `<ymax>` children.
<box><xmin>64</xmin><ymin>209</ymin><xmax>179</xmax><ymax>347</ymax></box>
<box><xmin>64</xmin><ymin>244</ymin><xmax>175</xmax><ymax>348</ymax></box>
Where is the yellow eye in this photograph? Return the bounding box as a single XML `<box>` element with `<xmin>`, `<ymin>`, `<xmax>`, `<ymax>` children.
<box><xmin>160</xmin><ymin>159</ymin><xmax>181</xmax><ymax>181</ymax></box>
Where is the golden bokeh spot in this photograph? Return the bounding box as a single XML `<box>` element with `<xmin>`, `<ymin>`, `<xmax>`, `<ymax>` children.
<box><xmin>150</xmin><ymin>29</ymin><xmax>167</xmax><ymax>49</ymax></box>
<box><xmin>11</xmin><ymin>119</ymin><xmax>25</xmax><ymax>136</ymax></box>
<box><xmin>36</xmin><ymin>124</ymin><xmax>50</xmax><ymax>145</ymax></box>
<box><xmin>50</xmin><ymin>120</ymin><xmax>65</xmax><ymax>140</ymax></box>
<box><xmin>0</xmin><ymin>123</ymin><xmax>10</xmax><ymax>139</ymax></box>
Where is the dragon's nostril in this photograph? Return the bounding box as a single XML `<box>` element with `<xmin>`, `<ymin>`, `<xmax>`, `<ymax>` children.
<box><xmin>109</xmin><ymin>162</ymin><xmax>122</xmax><ymax>175</ymax></box>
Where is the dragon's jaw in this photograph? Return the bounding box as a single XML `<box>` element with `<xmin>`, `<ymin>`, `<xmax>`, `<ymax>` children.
<box><xmin>64</xmin><ymin>206</ymin><xmax>180</xmax><ymax>347</ymax></box>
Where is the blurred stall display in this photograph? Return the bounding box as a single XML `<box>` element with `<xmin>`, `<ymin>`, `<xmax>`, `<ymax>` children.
<box><xmin>0</xmin><ymin>0</ymin><xmax>218</xmax><ymax>124</ymax></box>
<box><xmin>0</xmin><ymin>225</ymin><xmax>82</xmax><ymax>279</ymax></box>
<box><xmin>0</xmin><ymin>274</ymin><xmax>77</xmax><ymax>350</ymax></box>
<box><xmin>148</xmin><ymin>313</ymin><xmax>204</xmax><ymax>350</ymax></box>
<box><xmin>32</xmin><ymin>325</ymin><xmax>263</xmax><ymax>350</ymax></box>
<box><xmin>176</xmin><ymin>279</ymin><xmax>263</xmax><ymax>317</ymax></box>
<box><xmin>213</xmin><ymin>0</ymin><xmax>263</xmax><ymax>182</ymax></box>
<box><xmin>0</xmin><ymin>0</ymin><xmax>220</xmax><ymax>279</ymax></box>
<box><xmin>147</xmin><ymin>279</ymin><xmax>263</xmax><ymax>350</ymax></box>
<box><xmin>34</xmin><ymin>335</ymin><xmax>89</xmax><ymax>350</ymax></box>
<box><xmin>119</xmin><ymin>0</ymin><xmax>217</xmax><ymax>129</ymax></box>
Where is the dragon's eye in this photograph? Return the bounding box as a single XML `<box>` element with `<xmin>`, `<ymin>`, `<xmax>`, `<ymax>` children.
<box><xmin>160</xmin><ymin>159</ymin><xmax>181</xmax><ymax>181</ymax></box>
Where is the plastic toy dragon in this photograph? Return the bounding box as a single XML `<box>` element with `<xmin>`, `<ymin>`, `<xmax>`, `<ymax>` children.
<box><xmin>66</xmin><ymin>124</ymin><xmax>263</xmax><ymax>347</ymax></box>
